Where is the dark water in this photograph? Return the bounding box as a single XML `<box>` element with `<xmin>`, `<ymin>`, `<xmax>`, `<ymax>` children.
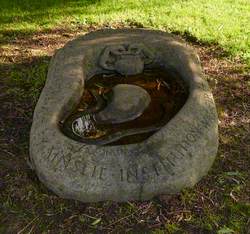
<box><xmin>60</xmin><ymin>68</ymin><xmax>189</xmax><ymax>145</ymax></box>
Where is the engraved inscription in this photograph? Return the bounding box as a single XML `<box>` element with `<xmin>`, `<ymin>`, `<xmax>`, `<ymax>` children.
<box><xmin>42</xmin><ymin>82</ymin><xmax>216</xmax><ymax>185</ymax></box>
<box><xmin>163</xmin><ymin>102</ymin><xmax>216</xmax><ymax>167</ymax></box>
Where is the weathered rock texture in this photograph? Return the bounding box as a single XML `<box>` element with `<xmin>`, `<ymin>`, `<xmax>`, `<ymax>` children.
<box><xmin>95</xmin><ymin>84</ymin><xmax>151</xmax><ymax>124</ymax></box>
<box><xmin>30</xmin><ymin>29</ymin><xmax>218</xmax><ymax>202</ymax></box>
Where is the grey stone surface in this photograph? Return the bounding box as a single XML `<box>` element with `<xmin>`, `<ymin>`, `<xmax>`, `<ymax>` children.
<box><xmin>95</xmin><ymin>84</ymin><xmax>151</xmax><ymax>124</ymax></box>
<box><xmin>30</xmin><ymin>29</ymin><xmax>219</xmax><ymax>202</ymax></box>
<box><xmin>99</xmin><ymin>44</ymin><xmax>155</xmax><ymax>75</ymax></box>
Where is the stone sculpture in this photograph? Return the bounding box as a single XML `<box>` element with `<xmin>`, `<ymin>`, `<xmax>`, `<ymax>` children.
<box><xmin>30</xmin><ymin>29</ymin><xmax>218</xmax><ymax>202</ymax></box>
<box><xmin>99</xmin><ymin>44</ymin><xmax>155</xmax><ymax>75</ymax></box>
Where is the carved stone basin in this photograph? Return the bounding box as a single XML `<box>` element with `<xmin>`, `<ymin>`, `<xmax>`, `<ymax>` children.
<box><xmin>30</xmin><ymin>29</ymin><xmax>218</xmax><ymax>202</ymax></box>
<box><xmin>70</xmin><ymin>84</ymin><xmax>151</xmax><ymax>143</ymax></box>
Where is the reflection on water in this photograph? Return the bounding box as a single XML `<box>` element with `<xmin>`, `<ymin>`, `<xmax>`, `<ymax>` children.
<box><xmin>60</xmin><ymin>68</ymin><xmax>189</xmax><ymax>145</ymax></box>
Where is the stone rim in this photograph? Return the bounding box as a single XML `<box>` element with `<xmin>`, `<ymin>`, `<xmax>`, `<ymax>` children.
<box><xmin>30</xmin><ymin>29</ymin><xmax>218</xmax><ymax>202</ymax></box>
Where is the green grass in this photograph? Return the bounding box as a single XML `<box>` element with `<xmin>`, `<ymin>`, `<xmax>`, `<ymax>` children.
<box><xmin>0</xmin><ymin>0</ymin><xmax>250</xmax><ymax>65</ymax></box>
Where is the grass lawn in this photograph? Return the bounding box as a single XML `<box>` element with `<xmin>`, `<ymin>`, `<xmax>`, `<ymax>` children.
<box><xmin>0</xmin><ymin>0</ymin><xmax>250</xmax><ymax>233</ymax></box>
<box><xmin>0</xmin><ymin>0</ymin><xmax>250</xmax><ymax>65</ymax></box>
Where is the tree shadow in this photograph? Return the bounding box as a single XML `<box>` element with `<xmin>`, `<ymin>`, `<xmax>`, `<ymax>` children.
<box><xmin>0</xmin><ymin>0</ymin><xmax>102</xmax><ymax>38</ymax></box>
<box><xmin>1</xmin><ymin>55</ymin><xmax>50</xmax><ymax>146</ymax></box>
<box><xmin>1</xmin><ymin>0</ymin><xmax>100</xmax><ymax>11</ymax></box>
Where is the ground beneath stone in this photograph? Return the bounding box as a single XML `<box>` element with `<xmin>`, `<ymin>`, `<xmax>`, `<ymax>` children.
<box><xmin>0</xmin><ymin>26</ymin><xmax>249</xmax><ymax>233</ymax></box>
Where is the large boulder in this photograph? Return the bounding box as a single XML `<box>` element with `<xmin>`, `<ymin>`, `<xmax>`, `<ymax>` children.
<box><xmin>30</xmin><ymin>29</ymin><xmax>218</xmax><ymax>202</ymax></box>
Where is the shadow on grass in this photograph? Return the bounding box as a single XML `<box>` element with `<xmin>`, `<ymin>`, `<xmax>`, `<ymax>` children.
<box><xmin>0</xmin><ymin>0</ymin><xmax>101</xmax><ymax>37</ymax></box>
<box><xmin>0</xmin><ymin>56</ymin><xmax>49</xmax><ymax>148</ymax></box>
<box><xmin>1</xmin><ymin>0</ymin><xmax>100</xmax><ymax>11</ymax></box>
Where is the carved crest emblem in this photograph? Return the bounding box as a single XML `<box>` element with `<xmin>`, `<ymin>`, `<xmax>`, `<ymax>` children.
<box><xmin>99</xmin><ymin>43</ymin><xmax>155</xmax><ymax>75</ymax></box>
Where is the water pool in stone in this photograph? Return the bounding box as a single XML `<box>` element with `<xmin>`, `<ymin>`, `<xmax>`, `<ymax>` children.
<box><xmin>60</xmin><ymin>68</ymin><xmax>189</xmax><ymax>145</ymax></box>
